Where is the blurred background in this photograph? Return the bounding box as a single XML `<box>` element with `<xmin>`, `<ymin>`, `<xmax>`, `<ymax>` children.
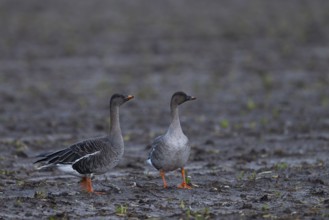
<box><xmin>0</xmin><ymin>0</ymin><xmax>328</xmax><ymax>143</ymax></box>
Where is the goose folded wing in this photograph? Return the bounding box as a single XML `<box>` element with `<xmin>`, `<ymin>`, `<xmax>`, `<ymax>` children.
<box><xmin>64</xmin><ymin>138</ymin><xmax>105</xmax><ymax>163</ymax></box>
<box><xmin>70</xmin><ymin>138</ymin><xmax>109</xmax><ymax>174</ymax></box>
<box><xmin>35</xmin><ymin>138</ymin><xmax>106</xmax><ymax>166</ymax></box>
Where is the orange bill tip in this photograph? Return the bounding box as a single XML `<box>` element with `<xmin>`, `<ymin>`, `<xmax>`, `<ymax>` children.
<box><xmin>126</xmin><ymin>95</ymin><xmax>134</xmax><ymax>100</ymax></box>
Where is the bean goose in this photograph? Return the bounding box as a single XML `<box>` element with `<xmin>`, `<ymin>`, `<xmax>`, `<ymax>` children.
<box><xmin>147</xmin><ymin>91</ymin><xmax>196</xmax><ymax>189</ymax></box>
<box><xmin>34</xmin><ymin>94</ymin><xmax>134</xmax><ymax>193</ymax></box>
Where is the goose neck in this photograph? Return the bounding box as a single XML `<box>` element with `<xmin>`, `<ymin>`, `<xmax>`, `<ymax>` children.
<box><xmin>168</xmin><ymin>104</ymin><xmax>182</xmax><ymax>134</ymax></box>
<box><xmin>109</xmin><ymin>105</ymin><xmax>122</xmax><ymax>138</ymax></box>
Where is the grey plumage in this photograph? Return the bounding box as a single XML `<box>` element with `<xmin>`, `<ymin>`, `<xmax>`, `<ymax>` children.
<box><xmin>35</xmin><ymin>137</ymin><xmax>121</xmax><ymax>175</ymax></box>
<box><xmin>148</xmin><ymin>91</ymin><xmax>196</xmax><ymax>188</ymax></box>
<box><xmin>148</xmin><ymin>129</ymin><xmax>190</xmax><ymax>172</ymax></box>
<box><xmin>34</xmin><ymin>94</ymin><xmax>134</xmax><ymax>193</ymax></box>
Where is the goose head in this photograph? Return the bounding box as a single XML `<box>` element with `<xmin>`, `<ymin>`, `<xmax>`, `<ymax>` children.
<box><xmin>110</xmin><ymin>94</ymin><xmax>134</xmax><ymax>106</ymax></box>
<box><xmin>171</xmin><ymin>91</ymin><xmax>196</xmax><ymax>106</ymax></box>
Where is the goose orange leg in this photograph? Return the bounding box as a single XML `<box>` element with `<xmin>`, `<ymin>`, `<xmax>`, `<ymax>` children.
<box><xmin>178</xmin><ymin>168</ymin><xmax>192</xmax><ymax>189</ymax></box>
<box><xmin>81</xmin><ymin>176</ymin><xmax>94</xmax><ymax>193</ymax></box>
<box><xmin>160</xmin><ymin>170</ymin><xmax>168</xmax><ymax>188</ymax></box>
<box><xmin>81</xmin><ymin>177</ymin><xmax>106</xmax><ymax>194</ymax></box>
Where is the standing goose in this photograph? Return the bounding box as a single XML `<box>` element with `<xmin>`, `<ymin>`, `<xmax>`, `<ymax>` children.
<box><xmin>34</xmin><ymin>94</ymin><xmax>134</xmax><ymax>193</ymax></box>
<box><xmin>147</xmin><ymin>91</ymin><xmax>196</xmax><ymax>189</ymax></box>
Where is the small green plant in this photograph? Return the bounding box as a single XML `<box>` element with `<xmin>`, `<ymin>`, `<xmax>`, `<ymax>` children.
<box><xmin>77</xmin><ymin>97</ymin><xmax>88</xmax><ymax>108</ymax></box>
<box><xmin>249</xmin><ymin>121</ymin><xmax>257</xmax><ymax>129</ymax></box>
<box><xmin>180</xmin><ymin>200</ymin><xmax>185</xmax><ymax>209</ymax></box>
<box><xmin>247</xmin><ymin>99</ymin><xmax>256</xmax><ymax>111</ymax></box>
<box><xmin>34</xmin><ymin>190</ymin><xmax>47</xmax><ymax>199</ymax></box>
<box><xmin>185</xmin><ymin>170</ymin><xmax>191</xmax><ymax>185</ymax></box>
<box><xmin>123</xmin><ymin>134</ymin><xmax>131</xmax><ymax>141</ymax></box>
<box><xmin>260</xmin><ymin>117</ymin><xmax>268</xmax><ymax>126</ymax></box>
<box><xmin>14</xmin><ymin>199</ymin><xmax>22</xmax><ymax>207</ymax></box>
<box><xmin>184</xmin><ymin>207</ymin><xmax>211</xmax><ymax>220</ymax></box>
<box><xmin>234</xmin><ymin>123</ymin><xmax>242</xmax><ymax>130</ymax></box>
<box><xmin>195</xmin><ymin>207</ymin><xmax>211</xmax><ymax>220</ymax></box>
<box><xmin>13</xmin><ymin>140</ymin><xmax>26</xmax><ymax>149</ymax></box>
<box><xmin>237</xmin><ymin>171</ymin><xmax>245</xmax><ymax>181</ymax></box>
<box><xmin>272</xmin><ymin>108</ymin><xmax>280</xmax><ymax>119</ymax></box>
<box><xmin>185</xmin><ymin>207</ymin><xmax>191</xmax><ymax>219</ymax></box>
<box><xmin>263</xmin><ymin>213</ymin><xmax>274</xmax><ymax>218</ymax></box>
<box><xmin>220</xmin><ymin>119</ymin><xmax>229</xmax><ymax>129</ymax></box>
<box><xmin>262</xmin><ymin>203</ymin><xmax>270</xmax><ymax>211</ymax></box>
<box><xmin>317</xmin><ymin>159</ymin><xmax>324</xmax><ymax>167</ymax></box>
<box><xmin>0</xmin><ymin>170</ymin><xmax>15</xmax><ymax>175</ymax></box>
<box><xmin>257</xmin><ymin>70</ymin><xmax>273</xmax><ymax>92</ymax></box>
<box><xmin>16</xmin><ymin>180</ymin><xmax>25</xmax><ymax>187</ymax></box>
<box><xmin>274</xmin><ymin>191</ymin><xmax>281</xmax><ymax>198</ymax></box>
<box><xmin>274</xmin><ymin>162</ymin><xmax>288</xmax><ymax>171</ymax></box>
<box><xmin>260</xmin><ymin>74</ymin><xmax>273</xmax><ymax>91</ymax></box>
<box><xmin>115</xmin><ymin>204</ymin><xmax>127</xmax><ymax>216</ymax></box>
<box><xmin>248</xmin><ymin>171</ymin><xmax>257</xmax><ymax>181</ymax></box>
<box><xmin>321</xmin><ymin>96</ymin><xmax>328</xmax><ymax>107</ymax></box>
<box><xmin>180</xmin><ymin>201</ymin><xmax>211</xmax><ymax>219</ymax></box>
<box><xmin>203</xmin><ymin>207</ymin><xmax>210</xmax><ymax>218</ymax></box>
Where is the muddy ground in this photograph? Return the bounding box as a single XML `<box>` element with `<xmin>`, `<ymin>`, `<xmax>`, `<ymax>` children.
<box><xmin>0</xmin><ymin>1</ymin><xmax>329</xmax><ymax>219</ymax></box>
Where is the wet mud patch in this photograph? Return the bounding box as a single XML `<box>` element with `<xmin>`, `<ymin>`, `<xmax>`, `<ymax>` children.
<box><xmin>1</xmin><ymin>0</ymin><xmax>329</xmax><ymax>219</ymax></box>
